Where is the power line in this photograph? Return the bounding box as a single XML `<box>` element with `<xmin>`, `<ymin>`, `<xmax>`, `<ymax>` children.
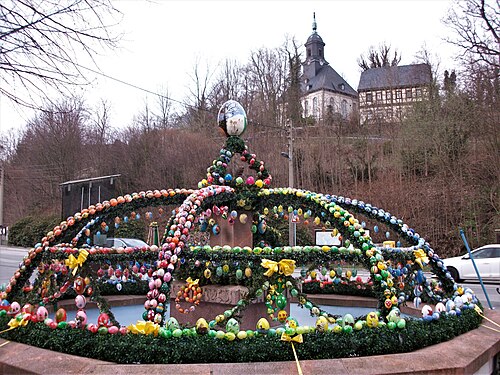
<box><xmin>74</xmin><ymin>62</ymin><xmax>289</xmax><ymax>132</ymax></box>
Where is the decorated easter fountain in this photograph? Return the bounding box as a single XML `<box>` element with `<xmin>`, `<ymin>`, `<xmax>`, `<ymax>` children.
<box><xmin>0</xmin><ymin>101</ymin><xmax>484</xmax><ymax>365</ymax></box>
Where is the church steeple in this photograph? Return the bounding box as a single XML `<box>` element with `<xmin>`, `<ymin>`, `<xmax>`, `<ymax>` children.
<box><xmin>303</xmin><ymin>13</ymin><xmax>328</xmax><ymax>80</ymax></box>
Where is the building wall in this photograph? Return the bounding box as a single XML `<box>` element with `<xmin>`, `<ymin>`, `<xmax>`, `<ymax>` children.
<box><xmin>359</xmin><ymin>85</ymin><xmax>429</xmax><ymax>124</ymax></box>
<box><xmin>302</xmin><ymin>90</ymin><xmax>358</xmax><ymax>121</ymax></box>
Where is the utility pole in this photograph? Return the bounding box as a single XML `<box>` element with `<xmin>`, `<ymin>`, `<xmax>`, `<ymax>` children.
<box><xmin>286</xmin><ymin>119</ymin><xmax>296</xmax><ymax>247</ymax></box>
<box><xmin>0</xmin><ymin>163</ymin><xmax>4</xmax><ymax>245</ymax></box>
<box><xmin>0</xmin><ymin>162</ymin><xmax>3</xmax><ymax>227</ymax></box>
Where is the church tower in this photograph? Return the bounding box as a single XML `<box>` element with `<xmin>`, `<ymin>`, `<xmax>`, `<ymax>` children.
<box><xmin>300</xmin><ymin>14</ymin><xmax>359</xmax><ymax>121</ymax></box>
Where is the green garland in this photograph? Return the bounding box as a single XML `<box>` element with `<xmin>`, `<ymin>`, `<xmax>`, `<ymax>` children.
<box><xmin>0</xmin><ymin>309</ymin><xmax>482</xmax><ymax>364</ymax></box>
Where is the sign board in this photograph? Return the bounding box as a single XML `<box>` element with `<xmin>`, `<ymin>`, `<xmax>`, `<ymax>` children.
<box><xmin>315</xmin><ymin>230</ymin><xmax>341</xmax><ymax>246</ymax></box>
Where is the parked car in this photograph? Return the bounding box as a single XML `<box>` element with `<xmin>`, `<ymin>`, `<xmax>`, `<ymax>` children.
<box><xmin>104</xmin><ymin>238</ymin><xmax>148</xmax><ymax>248</ymax></box>
<box><xmin>442</xmin><ymin>244</ymin><xmax>500</xmax><ymax>282</ymax></box>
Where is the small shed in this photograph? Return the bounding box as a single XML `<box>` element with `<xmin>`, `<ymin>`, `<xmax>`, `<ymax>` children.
<box><xmin>60</xmin><ymin>174</ymin><xmax>121</xmax><ymax>219</ymax></box>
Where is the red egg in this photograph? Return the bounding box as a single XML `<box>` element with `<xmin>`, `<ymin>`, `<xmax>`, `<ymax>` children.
<box><xmin>97</xmin><ymin>312</ymin><xmax>111</xmax><ymax>327</ymax></box>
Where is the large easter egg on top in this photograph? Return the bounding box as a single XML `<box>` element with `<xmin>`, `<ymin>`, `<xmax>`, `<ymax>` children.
<box><xmin>217</xmin><ymin>100</ymin><xmax>247</xmax><ymax>137</ymax></box>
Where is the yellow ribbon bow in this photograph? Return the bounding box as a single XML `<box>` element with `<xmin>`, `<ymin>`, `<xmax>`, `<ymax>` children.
<box><xmin>127</xmin><ymin>320</ymin><xmax>160</xmax><ymax>336</ymax></box>
<box><xmin>281</xmin><ymin>332</ymin><xmax>303</xmax><ymax>343</ymax></box>
<box><xmin>261</xmin><ymin>259</ymin><xmax>296</xmax><ymax>277</ymax></box>
<box><xmin>413</xmin><ymin>249</ymin><xmax>429</xmax><ymax>269</ymax></box>
<box><xmin>65</xmin><ymin>249</ymin><xmax>89</xmax><ymax>276</ymax></box>
<box><xmin>281</xmin><ymin>332</ymin><xmax>304</xmax><ymax>375</ymax></box>
<box><xmin>186</xmin><ymin>277</ymin><xmax>199</xmax><ymax>288</ymax></box>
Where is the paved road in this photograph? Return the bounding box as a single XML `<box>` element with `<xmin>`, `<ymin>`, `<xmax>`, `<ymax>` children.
<box><xmin>1</xmin><ymin>245</ymin><xmax>499</xmax><ymax>309</ymax></box>
<box><xmin>0</xmin><ymin>245</ymin><xmax>28</xmax><ymax>286</ymax></box>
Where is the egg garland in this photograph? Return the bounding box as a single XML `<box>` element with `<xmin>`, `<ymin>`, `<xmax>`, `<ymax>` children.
<box><xmin>174</xmin><ymin>278</ymin><xmax>203</xmax><ymax>314</ymax></box>
<box><xmin>0</xmin><ymin>101</ymin><xmax>484</xmax><ymax>364</ymax></box>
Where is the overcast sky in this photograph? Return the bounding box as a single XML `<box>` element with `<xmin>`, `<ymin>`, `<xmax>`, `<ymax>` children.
<box><xmin>0</xmin><ymin>0</ymin><xmax>459</xmax><ymax>135</ymax></box>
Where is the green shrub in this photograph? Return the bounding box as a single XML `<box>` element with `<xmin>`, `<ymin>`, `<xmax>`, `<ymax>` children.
<box><xmin>8</xmin><ymin>215</ymin><xmax>60</xmax><ymax>247</ymax></box>
<box><xmin>115</xmin><ymin>220</ymin><xmax>147</xmax><ymax>241</ymax></box>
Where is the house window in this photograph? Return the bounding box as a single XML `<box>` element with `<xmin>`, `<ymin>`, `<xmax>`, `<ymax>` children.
<box><xmin>396</xmin><ymin>90</ymin><xmax>402</xmax><ymax>99</ymax></box>
<box><xmin>406</xmin><ymin>89</ymin><xmax>413</xmax><ymax>99</ymax></box>
<box><xmin>386</xmin><ymin>90</ymin><xmax>392</xmax><ymax>100</ymax></box>
<box><xmin>329</xmin><ymin>97</ymin><xmax>335</xmax><ymax>111</ymax></box>
<box><xmin>341</xmin><ymin>100</ymin><xmax>348</xmax><ymax>118</ymax></box>
<box><xmin>340</xmin><ymin>83</ymin><xmax>345</xmax><ymax>91</ymax></box>
<box><xmin>366</xmin><ymin>93</ymin><xmax>373</xmax><ymax>103</ymax></box>
<box><xmin>304</xmin><ymin>100</ymin><xmax>309</xmax><ymax>117</ymax></box>
<box><xmin>313</xmin><ymin>97</ymin><xmax>318</xmax><ymax>117</ymax></box>
<box><xmin>386</xmin><ymin>108</ymin><xmax>393</xmax><ymax>118</ymax></box>
<box><xmin>376</xmin><ymin>91</ymin><xmax>382</xmax><ymax>101</ymax></box>
<box><xmin>416</xmin><ymin>88</ymin><xmax>422</xmax><ymax>98</ymax></box>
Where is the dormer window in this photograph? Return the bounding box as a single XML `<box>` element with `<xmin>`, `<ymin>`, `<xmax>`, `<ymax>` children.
<box><xmin>307</xmin><ymin>49</ymin><xmax>311</xmax><ymax>57</ymax></box>
<box><xmin>340</xmin><ymin>83</ymin><xmax>345</xmax><ymax>91</ymax></box>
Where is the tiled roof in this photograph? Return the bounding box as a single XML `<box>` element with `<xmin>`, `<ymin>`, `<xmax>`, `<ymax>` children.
<box><xmin>358</xmin><ymin>64</ymin><xmax>432</xmax><ymax>91</ymax></box>
<box><xmin>301</xmin><ymin>65</ymin><xmax>358</xmax><ymax>97</ymax></box>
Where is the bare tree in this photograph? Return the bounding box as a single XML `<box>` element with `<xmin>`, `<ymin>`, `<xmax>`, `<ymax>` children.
<box><xmin>358</xmin><ymin>43</ymin><xmax>402</xmax><ymax>71</ymax></box>
<box><xmin>184</xmin><ymin>58</ymin><xmax>217</xmax><ymax>130</ymax></box>
<box><xmin>153</xmin><ymin>86</ymin><xmax>174</xmax><ymax>129</ymax></box>
<box><xmin>444</xmin><ymin>0</ymin><xmax>499</xmax><ymax>69</ymax></box>
<box><xmin>0</xmin><ymin>0</ymin><xmax>120</xmax><ymax>107</ymax></box>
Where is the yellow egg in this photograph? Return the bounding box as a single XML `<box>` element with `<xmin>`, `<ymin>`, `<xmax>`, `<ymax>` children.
<box><xmin>244</xmin><ymin>267</ymin><xmax>252</xmax><ymax>278</ymax></box>
<box><xmin>316</xmin><ymin>316</ymin><xmax>329</xmax><ymax>332</ymax></box>
<box><xmin>195</xmin><ymin>318</ymin><xmax>209</xmax><ymax>334</ymax></box>
<box><xmin>366</xmin><ymin>312</ymin><xmax>379</xmax><ymax>328</ymax></box>
<box><xmin>256</xmin><ymin>318</ymin><xmax>270</xmax><ymax>331</ymax></box>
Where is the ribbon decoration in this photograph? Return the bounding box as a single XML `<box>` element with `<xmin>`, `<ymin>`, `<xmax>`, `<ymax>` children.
<box><xmin>474</xmin><ymin>305</ymin><xmax>500</xmax><ymax>333</ymax></box>
<box><xmin>0</xmin><ymin>315</ymin><xmax>30</xmax><ymax>334</ymax></box>
<box><xmin>261</xmin><ymin>259</ymin><xmax>296</xmax><ymax>277</ymax></box>
<box><xmin>413</xmin><ymin>249</ymin><xmax>429</xmax><ymax>269</ymax></box>
<box><xmin>65</xmin><ymin>249</ymin><xmax>89</xmax><ymax>276</ymax></box>
<box><xmin>127</xmin><ymin>320</ymin><xmax>160</xmax><ymax>336</ymax></box>
<box><xmin>186</xmin><ymin>277</ymin><xmax>199</xmax><ymax>288</ymax></box>
<box><xmin>281</xmin><ymin>333</ymin><xmax>304</xmax><ymax>375</ymax></box>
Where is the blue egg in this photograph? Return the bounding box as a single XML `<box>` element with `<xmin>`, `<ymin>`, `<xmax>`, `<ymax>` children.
<box><xmin>224</xmin><ymin>174</ymin><xmax>232</xmax><ymax>182</ymax></box>
<box><xmin>374</xmin><ymin>226</ymin><xmax>379</xmax><ymax>233</ymax></box>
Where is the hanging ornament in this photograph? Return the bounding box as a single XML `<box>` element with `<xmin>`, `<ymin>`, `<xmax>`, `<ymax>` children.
<box><xmin>239</xmin><ymin>213</ymin><xmax>248</xmax><ymax>224</ymax></box>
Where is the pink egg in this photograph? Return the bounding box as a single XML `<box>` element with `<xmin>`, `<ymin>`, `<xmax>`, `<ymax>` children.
<box><xmin>108</xmin><ymin>325</ymin><xmax>119</xmax><ymax>334</ymax></box>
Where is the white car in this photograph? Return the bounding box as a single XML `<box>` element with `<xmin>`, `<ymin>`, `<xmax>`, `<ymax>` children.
<box><xmin>104</xmin><ymin>238</ymin><xmax>149</xmax><ymax>248</ymax></box>
<box><xmin>442</xmin><ymin>244</ymin><xmax>500</xmax><ymax>282</ymax></box>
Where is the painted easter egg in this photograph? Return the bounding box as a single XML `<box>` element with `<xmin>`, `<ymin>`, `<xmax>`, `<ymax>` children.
<box><xmin>217</xmin><ymin>100</ymin><xmax>247</xmax><ymax>137</ymax></box>
<box><xmin>225</xmin><ymin>318</ymin><xmax>240</xmax><ymax>334</ymax></box>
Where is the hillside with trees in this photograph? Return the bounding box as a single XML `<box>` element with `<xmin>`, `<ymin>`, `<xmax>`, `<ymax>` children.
<box><xmin>0</xmin><ymin>0</ymin><xmax>498</xmax><ymax>256</ymax></box>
